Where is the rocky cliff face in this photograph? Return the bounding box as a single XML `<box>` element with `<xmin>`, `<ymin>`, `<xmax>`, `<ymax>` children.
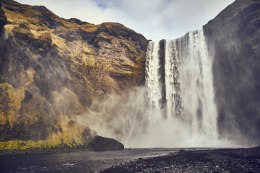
<box><xmin>0</xmin><ymin>3</ymin><xmax>7</xmax><ymax>28</ymax></box>
<box><xmin>204</xmin><ymin>0</ymin><xmax>260</xmax><ymax>144</ymax></box>
<box><xmin>0</xmin><ymin>0</ymin><xmax>147</xmax><ymax>147</ymax></box>
<box><xmin>1</xmin><ymin>0</ymin><xmax>259</xmax><ymax>148</ymax></box>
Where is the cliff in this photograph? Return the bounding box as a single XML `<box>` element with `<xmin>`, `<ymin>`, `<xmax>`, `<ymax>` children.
<box><xmin>0</xmin><ymin>0</ymin><xmax>147</xmax><ymax>148</ymax></box>
<box><xmin>1</xmin><ymin>0</ymin><xmax>259</xmax><ymax>149</ymax></box>
<box><xmin>204</xmin><ymin>0</ymin><xmax>260</xmax><ymax>144</ymax></box>
<box><xmin>0</xmin><ymin>3</ymin><xmax>7</xmax><ymax>28</ymax></box>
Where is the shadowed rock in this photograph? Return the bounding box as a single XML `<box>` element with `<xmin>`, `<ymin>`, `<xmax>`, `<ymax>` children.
<box><xmin>204</xmin><ymin>0</ymin><xmax>260</xmax><ymax>144</ymax></box>
<box><xmin>0</xmin><ymin>3</ymin><xmax>7</xmax><ymax>28</ymax></box>
<box><xmin>87</xmin><ymin>136</ymin><xmax>124</xmax><ymax>151</ymax></box>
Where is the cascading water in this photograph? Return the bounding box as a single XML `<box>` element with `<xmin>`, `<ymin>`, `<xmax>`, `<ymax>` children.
<box><xmin>145</xmin><ymin>41</ymin><xmax>162</xmax><ymax>109</ymax></box>
<box><xmin>86</xmin><ymin>29</ymin><xmax>236</xmax><ymax>148</ymax></box>
<box><xmin>146</xmin><ymin>30</ymin><xmax>218</xmax><ymax>141</ymax></box>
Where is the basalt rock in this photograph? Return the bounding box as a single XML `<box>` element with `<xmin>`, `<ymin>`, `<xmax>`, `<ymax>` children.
<box><xmin>87</xmin><ymin>136</ymin><xmax>124</xmax><ymax>151</ymax></box>
<box><xmin>204</xmin><ymin>0</ymin><xmax>260</xmax><ymax>144</ymax></box>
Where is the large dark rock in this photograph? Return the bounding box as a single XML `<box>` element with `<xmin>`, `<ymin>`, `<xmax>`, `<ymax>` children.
<box><xmin>87</xmin><ymin>136</ymin><xmax>124</xmax><ymax>151</ymax></box>
<box><xmin>204</xmin><ymin>0</ymin><xmax>260</xmax><ymax>144</ymax></box>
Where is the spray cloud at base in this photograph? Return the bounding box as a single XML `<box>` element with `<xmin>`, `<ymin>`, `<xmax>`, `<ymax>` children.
<box><xmin>79</xmin><ymin>29</ymin><xmax>251</xmax><ymax>148</ymax></box>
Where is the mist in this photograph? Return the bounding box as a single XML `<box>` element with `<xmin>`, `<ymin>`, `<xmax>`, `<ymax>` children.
<box><xmin>5</xmin><ymin>0</ymin><xmax>257</xmax><ymax>149</ymax></box>
<box><xmin>76</xmin><ymin>86</ymin><xmax>243</xmax><ymax>148</ymax></box>
<box><xmin>75</xmin><ymin>29</ymin><xmax>256</xmax><ymax>148</ymax></box>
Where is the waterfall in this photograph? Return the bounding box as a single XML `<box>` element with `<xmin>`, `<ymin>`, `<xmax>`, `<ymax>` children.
<box><xmin>88</xmin><ymin>29</ymin><xmax>229</xmax><ymax>148</ymax></box>
<box><xmin>145</xmin><ymin>41</ymin><xmax>162</xmax><ymax>109</ymax></box>
<box><xmin>146</xmin><ymin>30</ymin><xmax>218</xmax><ymax>140</ymax></box>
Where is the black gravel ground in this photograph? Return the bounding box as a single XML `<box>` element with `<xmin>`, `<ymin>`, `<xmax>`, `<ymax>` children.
<box><xmin>102</xmin><ymin>146</ymin><xmax>260</xmax><ymax>173</ymax></box>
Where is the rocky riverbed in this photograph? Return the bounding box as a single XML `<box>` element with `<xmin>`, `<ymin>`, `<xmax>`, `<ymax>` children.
<box><xmin>1</xmin><ymin>147</ymin><xmax>259</xmax><ymax>173</ymax></box>
<box><xmin>102</xmin><ymin>146</ymin><xmax>260</xmax><ymax>173</ymax></box>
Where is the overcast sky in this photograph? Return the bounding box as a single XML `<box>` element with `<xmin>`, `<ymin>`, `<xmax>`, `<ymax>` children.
<box><xmin>17</xmin><ymin>0</ymin><xmax>234</xmax><ymax>40</ymax></box>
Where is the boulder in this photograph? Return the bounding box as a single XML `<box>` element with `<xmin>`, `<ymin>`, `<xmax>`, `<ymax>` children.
<box><xmin>87</xmin><ymin>136</ymin><xmax>124</xmax><ymax>151</ymax></box>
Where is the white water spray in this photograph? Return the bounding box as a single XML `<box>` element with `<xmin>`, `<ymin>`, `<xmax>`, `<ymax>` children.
<box><xmin>145</xmin><ymin>41</ymin><xmax>162</xmax><ymax>109</ymax></box>
<box><xmin>83</xmin><ymin>30</ymin><xmax>238</xmax><ymax>148</ymax></box>
<box><xmin>145</xmin><ymin>30</ymin><xmax>218</xmax><ymax>144</ymax></box>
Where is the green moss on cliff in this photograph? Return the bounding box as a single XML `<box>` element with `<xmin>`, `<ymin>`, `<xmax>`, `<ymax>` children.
<box><xmin>0</xmin><ymin>83</ymin><xmax>25</xmax><ymax>128</ymax></box>
<box><xmin>0</xmin><ymin>116</ymin><xmax>89</xmax><ymax>150</ymax></box>
<box><xmin>0</xmin><ymin>140</ymin><xmax>61</xmax><ymax>150</ymax></box>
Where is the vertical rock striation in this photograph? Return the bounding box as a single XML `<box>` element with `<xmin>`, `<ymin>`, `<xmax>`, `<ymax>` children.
<box><xmin>204</xmin><ymin>0</ymin><xmax>260</xmax><ymax>144</ymax></box>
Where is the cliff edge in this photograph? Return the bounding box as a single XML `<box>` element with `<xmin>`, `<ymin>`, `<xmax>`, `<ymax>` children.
<box><xmin>204</xmin><ymin>0</ymin><xmax>260</xmax><ymax>144</ymax></box>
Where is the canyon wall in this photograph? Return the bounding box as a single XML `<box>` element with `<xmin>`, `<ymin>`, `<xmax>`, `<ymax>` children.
<box><xmin>204</xmin><ymin>0</ymin><xmax>260</xmax><ymax>145</ymax></box>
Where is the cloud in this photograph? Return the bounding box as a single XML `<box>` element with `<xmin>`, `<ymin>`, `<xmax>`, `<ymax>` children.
<box><xmin>17</xmin><ymin>0</ymin><xmax>234</xmax><ymax>40</ymax></box>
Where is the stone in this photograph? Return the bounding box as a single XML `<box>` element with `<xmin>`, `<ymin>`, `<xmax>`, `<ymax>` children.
<box><xmin>204</xmin><ymin>0</ymin><xmax>260</xmax><ymax>144</ymax></box>
<box><xmin>0</xmin><ymin>3</ymin><xmax>7</xmax><ymax>28</ymax></box>
<box><xmin>87</xmin><ymin>136</ymin><xmax>124</xmax><ymax>151</ymax></box>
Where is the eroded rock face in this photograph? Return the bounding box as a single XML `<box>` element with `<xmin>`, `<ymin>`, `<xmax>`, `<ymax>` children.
<box><xmin>0</xmin><ymin>3</ymin><xmax>7</xmax><ymax>28</ymax></box>
<box><xmin>204</xmin><ymin>0</ymin><xmax>260</xmax><ymax>144</ymax></box>
<box><xmin>0</xmin><ymin>0</ymin><xmax>148</xmax><ymax>145</ymax></box>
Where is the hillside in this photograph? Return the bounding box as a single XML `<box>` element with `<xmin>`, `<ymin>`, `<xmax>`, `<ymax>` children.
<box><xmin>0</xmin><ymin>0</ymin><xmax>147</xmax><ymax>148</ymax></box>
